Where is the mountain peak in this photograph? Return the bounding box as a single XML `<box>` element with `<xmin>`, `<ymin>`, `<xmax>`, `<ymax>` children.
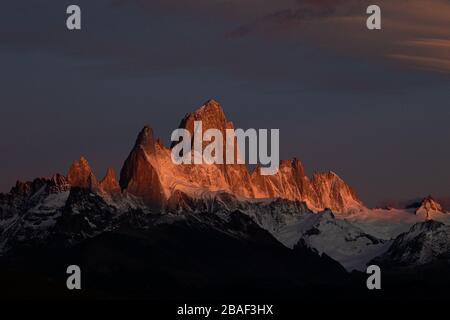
<box><xmin>106</xmin><ymin>100</ymin><xmax>362</xmax><ymax>213</ymax></box>
<box><xmin>134</xmin><ymin>125</ymin><xmax>156</xmax><ymax>155</ymax></box>
<box><xmin>199</xmin><ymin>99</ymin><xmax>222</xmax><ymax>111</ymax></box>
<box><xmin>197</xmin><ymin>99</ymin><xmax>228</xmax><ymax>123</ymax></box>
<box><xmin>279</xmin><ymin>158</ymin><xmax>305</xmax><ymax>176</ymax></box>
<box><xmin>99</xmin><ymin>167</ymin><xmax>120</xmax><ymax>195</ymax></box>
<box><xmin>171</xmin><ymin>99</ymin><xmax>233</xmax><ymax>150</ymax></box>
<box><xmin>120</xmin><ymin>128</ymin><xmax>165</xmax><ymax>208</ymax></box>
<box><xmin>181</xmin><ymin>99</ymin><xmax>231</xmax><ymax>130</ymax></box>
<box><xmin>67</xmin><ymin>156</ymin><xmax>98</xmax><ymax>190</ymax></box>
<box><xmin>420</xmin><ymin>195</ymin><xmax>442</xmax><ymax>210</ymax></box>
<box><xmin>415</xmin><ymin>195</ymin><xmax>444</xmax><ymax>219</ymax></box>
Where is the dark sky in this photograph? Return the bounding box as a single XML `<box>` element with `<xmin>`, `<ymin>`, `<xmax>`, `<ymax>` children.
<box><xmin>1</xmin><ymin>0</ymin><xmax>449</xmax><ymax>207</ymax></box>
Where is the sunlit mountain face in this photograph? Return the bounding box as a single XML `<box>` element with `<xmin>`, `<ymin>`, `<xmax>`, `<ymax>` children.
<box><xmin>1</xmin><ymin>100</ymin><xmax>449</xmax><ymax>302</ymax></box>
<box><xmin>0</xmin><ymin>0</ymin><xmax>449</xmax><ymax>308</ymax></box>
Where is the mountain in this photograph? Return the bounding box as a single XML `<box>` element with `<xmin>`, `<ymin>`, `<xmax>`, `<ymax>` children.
<box><xmin>117</xmin><ymin>99</ymin><xmax>363</xmax><ymax>214</ymax></box>
<box><xmin>99</xmin><ymin>167</ymin><xmax>121</xmax><ymax>196</ymax></box>
<box><xmin>0</xmin><ymin>204</ymin><xmax>351</xmax><ymax>300</ymax></box>
<box><xmin>0</xmin><ymin>99</ymin><xmax>449</xmax><ymax>300</ymax></box>
<box><xmin>67</xmin><ymin>156</ymin><xmax>99</xmax><ymax>190</ymax></box>
<box><xmin>119</xmin><ymin>126</ymin><xmax>166</xmax><ymax>209</ymax></box>
<box><xmin>374</xmin><ymin>220</ymin><xmax>450</xmax><ymax>268</ymax></box>
<box><xmin>173</xmin><ymin>99</ymin><xmax>256</xmax><ymax>198</ymax></box>
<box><xmin>414</xmin><ymin>196</ymin><xmax>447</xmax><ymax>220</ymax></box>
<box><xmin>0</xmin><ymin>175</ymin><xmax>70</xmax><ymax>253</ymax></box>
<box><xmin>251</xmin><ymin>162</ymin><xmax>362</xmax><ymax>213</ymax></box>
<box><xmin>288</xmin><ymin>210</ymin><xmax>390</xmax><ymax>271</ymax></box>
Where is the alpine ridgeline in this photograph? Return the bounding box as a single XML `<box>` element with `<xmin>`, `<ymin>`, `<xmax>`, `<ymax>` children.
<box><xmin>118</xmin><ymin>99</ymin><xmax>363</xmax><ymax>213</ymax></box>
<box><xmin>1</xmin><ymin>99</ymin><xmax>449</xmax><ymax>279</ymax></box>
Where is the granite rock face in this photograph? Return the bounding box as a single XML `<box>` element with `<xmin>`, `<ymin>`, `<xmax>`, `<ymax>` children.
<box><xmin>119</xmin><ymin>100</ymin><xmax>362</xmax><ymax>213</ymax></box>
<box><xmin>67</xmin><ymin>156</ymin><xmax>98</xmax><ymax>190</ymax></box>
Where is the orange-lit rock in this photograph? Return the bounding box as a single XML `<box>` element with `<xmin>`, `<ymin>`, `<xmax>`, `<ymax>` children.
<box><xmin>415</xmin><ymin>196</ymin><xmax>445</xmax><ymax>220</ymax></box>
<box><xmin>116</xmin><ymin>100</ymin><xmax>363</xmax><ymax>213</ymax></box>
<box><xmin>99</xmin><ymin>167</ymin><xmax>121</xmax><ymax>196</ymax></box>
<box><xmin>120</xmin><ymin>126</ymin><xmax>165</xmax><ymax>208</ymax></box>
<box><xmin>67</xmin><ymin>156</ymin><xmax>98</xmax><ymax>190</ymax></box>
<box><xmin>172</xmin><ymin>99</ymin><xmax>255</xmax><ymax>197</ymax></box>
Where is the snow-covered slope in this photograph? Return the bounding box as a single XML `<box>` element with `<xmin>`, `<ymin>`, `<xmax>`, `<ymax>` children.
<box><xmin>284</xmin><ymin>210</ymin><xmax>390</xmax><ymax>271</ymax></box>
<box><xmin>0</xmin><ymin>175</ymin><xmax>70</xmax><ymax>253</ymax></box>
<box><xmin>337</xmin><ymin>208</ymin><xmax>422</xmax><ymax>240</ymax></box>
<box><xmin>374</xmin><ymin>220</ymin><xmax>450</xmax><ymax>267</ymax></box>
<box><xmin>164</xmin><ymin>191</ymin><xmax>389</xmax><ymax>271</ymax></box>
<box><xmin>1</xmin><ymin>170</ymin><xmax>449</xmax><ymax>273</ymax></box>
<box><xmin>339</xmin><ymin>197</ymin><xmax>450</xmax><ymax>241</ymax></box>
<box><xmin>1</xmin><ymin>99</ymin><xmax>449</xmax><ymax>274</ymax></box>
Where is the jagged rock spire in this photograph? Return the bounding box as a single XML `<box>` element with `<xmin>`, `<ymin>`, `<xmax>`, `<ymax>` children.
<box><xmin>119</xmin><ymin>126</ymin><xmax>165</xmax><ymax>209</ymax></box>
<box><xmin>134</xmin><ymin>125</ymin><xmax>156</xmax><ymax>155</ymax></box>
<box><xmin>58</xmin><ymin>99</ymin><xmax>363</xmax><ymax>213</ymax></box>
<box><xmin>67</xmin><ymin>156</ymin><xmax>98</xmax><ymax>190</ymax></box>
<box><xmin>99</xmin><ymin>167</ymin><xmax>120</xmax><ymax>195</ymax></box>
<box><xmin>118</xmin><ymin>100</ymin><xmax>363</xmax><ymax>212</ymax></box>
<box><xmin>171</xmin><ymin>99</ymin><xmax>233</xmax><ymax>149</ymax></box>
<box><xmin>415</xmin><ymin>195</ymin><xmax>444</xmax><ymax>219</ymax></box>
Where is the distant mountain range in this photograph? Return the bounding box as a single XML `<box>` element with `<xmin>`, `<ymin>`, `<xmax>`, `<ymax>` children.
<box><xmin>1</xmin><ymin>99</ymin><xmax>449</xmax><ymax>300</ymax></box>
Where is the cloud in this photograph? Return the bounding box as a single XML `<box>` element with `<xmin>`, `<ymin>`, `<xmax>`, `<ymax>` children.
<box><xmin>388</xmin><ymin>39</ymin><xmax>450</xmax><ymax>73</ymax></box>
<box><xmin>225</xmin><ymin>0</ymin><xmax>450</xmax><ymax>74</ymax></box>
<box><xmin>2</xmin><ymin>0</ymin><xmax>449</xmax><ymax>76</ymax></box>
<box><xmin>389</xmin><ymin>54</ymin><xmax>450</xmax><ymax>74</ymax></box>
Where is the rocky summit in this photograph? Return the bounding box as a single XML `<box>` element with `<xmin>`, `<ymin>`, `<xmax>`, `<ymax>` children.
<box><xmin>0</xmin><ymin>99</ymin><xmax>449</xmax><ymax>300</ymax></box>
<box><xmin>112</xmin><ymin>100</ymin><xmax>363</xmax><ymax>213</ymax></box>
